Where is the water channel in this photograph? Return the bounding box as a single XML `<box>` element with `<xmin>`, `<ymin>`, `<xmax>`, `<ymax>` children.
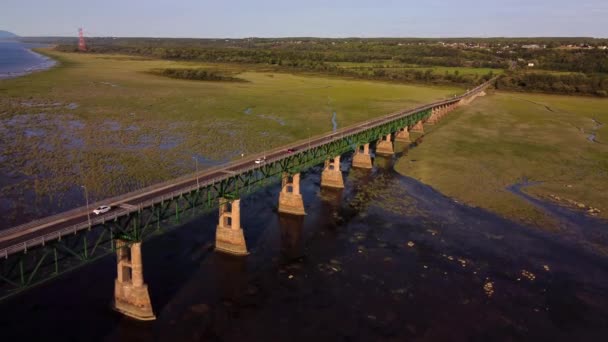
<box><xmin>1</xmin><ymin>141</ymin><xmax>607</xmax><ymax>341</ymax></box>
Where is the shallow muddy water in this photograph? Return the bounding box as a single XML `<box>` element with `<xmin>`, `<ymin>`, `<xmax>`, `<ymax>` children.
<box><xmin>1</xmin><ymin>144</ymin><xmax>607</xmax><ymax>341</ymax></box>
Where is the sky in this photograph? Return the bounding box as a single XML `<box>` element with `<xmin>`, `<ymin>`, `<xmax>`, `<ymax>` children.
<box><xmin>2</xmin><ymin>0</ymin><xmax>607</xmax><ymax>38</ymax></box>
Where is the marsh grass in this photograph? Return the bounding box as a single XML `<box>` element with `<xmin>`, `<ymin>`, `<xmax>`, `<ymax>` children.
<box><xmin>0</xmin><ymin>49</ymin><xmax>461</xmax><ymax>227</ymax></box>
<box><xmin>395</xmin><ymin>91</ymin><xmax>608</xmax><ymax>227</ymax></box>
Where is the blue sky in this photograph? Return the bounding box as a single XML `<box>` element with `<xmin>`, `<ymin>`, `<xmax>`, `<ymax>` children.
<box><xmin>2</xmin><ymin>0</ymin><xmax>607</xmax><ymax>37</ymax></box>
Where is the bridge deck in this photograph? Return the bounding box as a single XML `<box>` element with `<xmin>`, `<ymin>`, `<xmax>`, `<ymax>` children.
<box><xmin>0</xmin><ymin>81</ymin><xmax>492</xmax><ymax>258</ymax></box>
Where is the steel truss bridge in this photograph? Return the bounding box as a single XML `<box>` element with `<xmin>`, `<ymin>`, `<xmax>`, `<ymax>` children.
<box><xmin>0</xmin><ymin>79</ymin><xmax>493</xmax><ymax>305</ymax></box>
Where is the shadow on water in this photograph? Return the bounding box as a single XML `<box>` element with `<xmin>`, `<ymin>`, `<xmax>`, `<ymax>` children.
<box><xmin>279</xmin><ymin>214</ymin><xmax>305</xmax><ymax>260</ymax></box>
<box><xmin>508</xmin><ymin>179</ymin><xmax>607</xmax><ymax>231</ymax></box>
<box><xmin>1</xmin><ymin>135</ymin><xmax>608</xmax><ymax>341</ymax></box>
<box><xmin>507</xmin><ymin>178</ymin><xmax>608</xmax><ymax>257</ymax></box>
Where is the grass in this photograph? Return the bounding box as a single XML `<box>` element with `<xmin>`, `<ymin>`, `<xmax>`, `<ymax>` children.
<box><xmin>395</xmin><ymin>91</ymin><xmax>608</xmax><ymax>227</ymax></box>
<box><xmin>0</xmin><ymin>49</ymin><xmax>462</xmax><ymax>225</ymax></box>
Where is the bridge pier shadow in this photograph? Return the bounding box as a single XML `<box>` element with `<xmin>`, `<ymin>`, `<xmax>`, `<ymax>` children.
<box><xmin>213</xmin><ymin>253</ymin><xmax>248</xmax><ymax>303</ymax></box>
<box><xmin>374</xmin><ymin>154</ymin><xmax>394</xmax><ymax>170</ymax></box>
<box><xmin>318</xmin><ymin>187</ymin><xmax>344</xmax><ymax>230</ymax></box>
<box><xmin>278</xmin><ymin>214</ymin><xmax>305</xmax><ymax>261</ymax></box>
<box><xmin>394</xmin><ymin>141</ymin><xmax>411</xmax><ymax>158</ymax></box>
<box><xmin>346</xmin><ymin>164</ymin><xmax>374</xmax><ymax>189</ymax></box>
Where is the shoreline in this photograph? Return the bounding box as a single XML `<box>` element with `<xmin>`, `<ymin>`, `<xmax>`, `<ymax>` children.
<box><xmin>0</xmin><ymin>46</ymin><xmax>58</xmax><ymax>80</ymax></box>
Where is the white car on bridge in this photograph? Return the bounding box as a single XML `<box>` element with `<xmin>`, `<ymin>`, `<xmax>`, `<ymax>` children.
<box><xmin>93</xmin><ymin>205</ymin><xmax>111</xmax><ymax>215</ymax></box>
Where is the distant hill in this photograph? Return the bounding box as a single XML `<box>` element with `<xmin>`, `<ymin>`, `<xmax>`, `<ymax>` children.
<box><xmin>0</xmin><ymin>30</ymin><xmax>18</xmax><ymax>39</ymax></box>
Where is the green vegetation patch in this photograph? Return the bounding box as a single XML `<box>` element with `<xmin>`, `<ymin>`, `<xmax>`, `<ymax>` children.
<box><xmin>395</xmin><ymin>91</ymin><xmax>608</xmax><ymax>227</ymax></box>
<box><xmin>147</xmin><ymin>67</ymin><xmax>247</xmax><ymax>82</ymax></box>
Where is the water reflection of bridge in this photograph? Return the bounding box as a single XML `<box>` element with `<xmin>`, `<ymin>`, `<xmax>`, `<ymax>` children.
<box><xmin>0</xmin><ymin>79</ymin><xmax>493</xmax><ymax>319</ymax></box>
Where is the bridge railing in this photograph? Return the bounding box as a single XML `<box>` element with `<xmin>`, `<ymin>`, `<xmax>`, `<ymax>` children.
<box><xmin>0</xmin><ymin>77</ymin><xmax>496</xmax><ymax>254</ymax></box>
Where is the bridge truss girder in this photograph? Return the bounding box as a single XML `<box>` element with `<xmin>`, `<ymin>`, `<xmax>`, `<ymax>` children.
<box><xmin>0</xmin><ymin>107</ymin><xmax>432</xmax><ymax>301</ymax></box>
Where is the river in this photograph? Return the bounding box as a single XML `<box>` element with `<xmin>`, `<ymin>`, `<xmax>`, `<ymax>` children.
<box><xmin>0</xmin><ymin>141</ymin><xmax>606</xmax><ymax>341</ymax></box>
<box><xmin>0</xmin><ymin>41</ymin><xmax>56</xmax><ymax>79</ymax></box>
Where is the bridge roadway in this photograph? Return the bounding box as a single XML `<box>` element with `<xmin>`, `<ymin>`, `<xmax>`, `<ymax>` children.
<box><xmin>0</xmin><ymin>81</ymin><xmax>491</xmax><ymax>257</ymax></box>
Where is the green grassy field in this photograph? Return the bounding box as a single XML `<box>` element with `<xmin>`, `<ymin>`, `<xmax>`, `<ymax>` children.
<box><xmin>0</xmin><ymin>49</ymin><xmax>461</xmax><ymax>215</ymax></box>
<box><xmin>395</xmin><ymin>91</ymin><xmax>608</xmax><ymax>227</ymax></box>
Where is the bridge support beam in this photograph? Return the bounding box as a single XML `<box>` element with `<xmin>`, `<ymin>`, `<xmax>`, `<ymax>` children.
<box><xmin>352</xmin><ymin>143</ymin><xmax>373</xmax><ymax>169</ymax></box>
<box><xmin>395</xmin><ymin>127</ymin><xmax>411</xmax><ymax>142</ymax></box>
<box><xmin>278</xmin><ymin>173</ymin><xmax>306</xmax><ymax>215</ymax></box>
<box><xmin>321</xmin><ymin>156</ymin><xmax>344</xmax><ymax>188</ymax></box>
<box><xmin>216</xmin><ymin>198</ymin><xmax>248</xmax><ymax>255</ymax></box>
<box><xmin>113</xmin><ymin>240</ymin><xmax>156</xmax><ymax>321</ymax></box>
<box><xmin>411</xmin><ymin>120</ymin><xmax>424</xmax><ymax>134</ymax></box>
<box><xmin>376</xmin><ymin>134</ymin><xmax>394</xmax><ymax>155</ymax></box>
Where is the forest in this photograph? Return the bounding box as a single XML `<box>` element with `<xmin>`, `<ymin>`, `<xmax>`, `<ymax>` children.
<box><xmin>496</xmin><ymin>72</ymin><xmax>608</xmax><ymax>97</ymax></box>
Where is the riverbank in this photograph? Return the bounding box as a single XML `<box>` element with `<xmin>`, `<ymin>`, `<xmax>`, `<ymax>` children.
<box><xmin>395</xmin><ymin>91</ymin><xmax>608</xmax><ymax>229</ymax></box>
<box><xmin>0</xmin><ymin>42</ymin><xmax>57</xmax><ymax>79</ymax></box>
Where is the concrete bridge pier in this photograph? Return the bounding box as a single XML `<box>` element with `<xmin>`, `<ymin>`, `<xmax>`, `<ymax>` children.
<box><xmin>376</xmin><ymin>134</ymin><xmax>394</xmax><ymax>155</ymax></box>
<box><xmin>352</xmin><ymin>143</ymin><xmax>373</xmax><ymax>169</ymax></box>
<box><xmin>278</xmin><ymin>172</ymin><xmax>306</xmax><ymax>215</ymax></box>
<box><xmin>435</xmin><ymin>105</ymin><xmax>443</xmax><ymax>121</ymax></box>
<box><xmin>113</xmin><ymin>240</ymin><xmax>156</xmax><ymax>321</ymax></box>
<box><xmin>411</xmin><ymin>120</ymin><xmax>424</xmax><ymax>133</ymax></box>
<box><xmin>440</xmin><ymin>105</ymin><xmax>448</xmax><ymax>120</ymax></box>
<box><xmin>215</xmin><ymin>198</ymin><xmax>248</xmax><ymax>255</ymax></box>
<box><xmin>395</xmin><ymin>127</ymin><xmax>411</xmax><ymax>142</ymax></box>
<box><xmin>444</xmin><ymin>104</ymin><xmax>451</xmax><ymax>117</ymax></box>
<box><xmin>321</xmin><ymin>156</ymin><xmax>344</xmax><ymax>188</ymax></box>
<box><xmin>426</xmin><ymin>108</ymin><xmax>439</xmax><ymax>125</ymax></box>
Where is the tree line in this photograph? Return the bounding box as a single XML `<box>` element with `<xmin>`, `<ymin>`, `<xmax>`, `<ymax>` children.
<box><xmin>496</xmin><ymin>72</ymin><xmax>608</xmax><ymax>97</ymax></box>
<box><xmin>53</xmin><ymin>37</ymin><xmax>608</xmax><ymax>96</ymax></box>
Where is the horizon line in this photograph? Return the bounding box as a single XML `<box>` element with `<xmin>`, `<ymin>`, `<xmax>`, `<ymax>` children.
<box><xmin>13</xmin><ymin>34</ymin><xmax>608</xmax><ymax>40</ymax></box>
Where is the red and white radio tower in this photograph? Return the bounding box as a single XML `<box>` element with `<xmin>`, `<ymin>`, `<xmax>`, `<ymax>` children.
<box><xmin>78</xmin><ymin>28</ymin><xmax>87</xmax><ymax>52</ymax></box>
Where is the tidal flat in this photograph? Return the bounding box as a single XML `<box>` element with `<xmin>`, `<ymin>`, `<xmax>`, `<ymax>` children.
<box><xmin>0</xmin><ymin>49</ymin><xmax>461</xmax><ymax>228</ymax></box>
